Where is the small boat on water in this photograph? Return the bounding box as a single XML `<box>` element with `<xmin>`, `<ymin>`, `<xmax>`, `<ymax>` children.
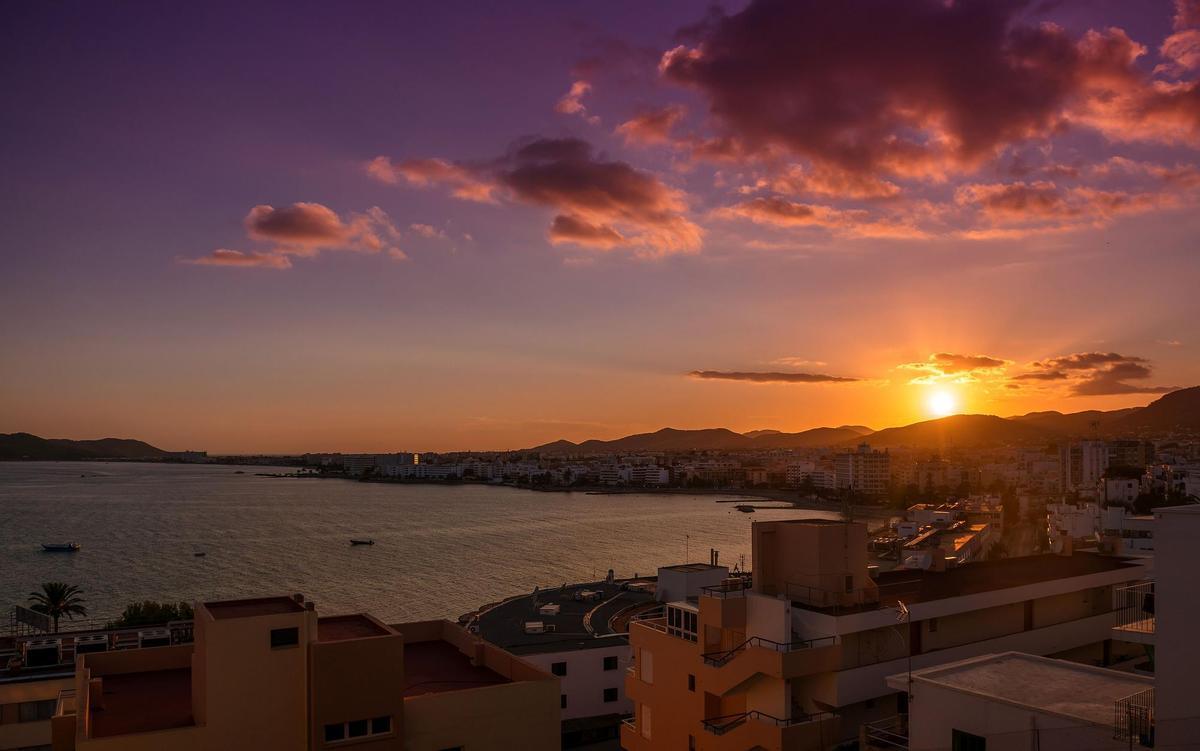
<box><xmin>350</xmin><ymin>539</ymin><xmax>375</xmax><ymax>546</ymax></box>
<box><xmin>194</xmin><ymin>552</ymin><xmax>207</xmax><ymax>557</ymax></box>
<box><xmin>42</xmin><ymin>542</ymin><xmax>81</xmax><ymax>552</ymax></box>
<box><xmin>735</xmin><ymin>504</ymin><xmax>756</xmax><ymax>513</ymax></box>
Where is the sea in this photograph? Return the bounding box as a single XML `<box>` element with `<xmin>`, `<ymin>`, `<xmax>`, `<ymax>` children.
<box><xmin>0</xmin><ymin>462</ymin><xmax>838</xmax><ymax>624</ymax></box>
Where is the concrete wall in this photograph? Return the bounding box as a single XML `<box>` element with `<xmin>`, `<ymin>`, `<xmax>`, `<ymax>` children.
<box><xmin>403</xmin><ymin>678</ymin><xmax>560</xmax><ymax>750</ymax></box>
<box><xmin>523</xmin><ymin>643</ymin><xmax>630</xmax><ymax>720</ymax></box>
<box><xmin>0</xmin><ymin>676</ymin><xmax>72</xmax><ymax>751</ymax></box>
<box><xmin>905</xmin><ymin>681</ymin><xmax>1125</xmax><ymax>751</ymax></box>
<box><xmin>656</xmin><ymin>566</ymin><xmax>728</xmax><ymax>603</ymax></box>
<box><xmin>308</xmin><ymin>628</ymin><xmax>405</xmax><ymax>751</ymax></box>
<box><xmin>753</xmin><ymin>521</ymin><xmax>872</xmax><ymax>601</ymax></box>
<box><xmin>1153</xmin><ymin>506</ymin><xmax>1200</xmax><ymax>747</ymax></box>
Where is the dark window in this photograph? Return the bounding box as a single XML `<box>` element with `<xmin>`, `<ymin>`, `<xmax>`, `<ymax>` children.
<box><xmin>689</xmin><ymin>734</ymin><xmax>696</xmax><ymax>751</ymax></box>
<box><xmin>603</xmin><ymin>655</ymin><xmax>618</xmax><ymax>671</ymax></box>
<box><xmin>270</xmin><ymin>627</ymin><xmax>299</xmax><ymax>648</ymax></box>
<box><xmin>324</xmin><ymin>723</ymin><xmax>346</xmax><ymax>743</ymax></box>
<box><xmin>844</xmin><ymin>575</ymin><xmax>854</xmax><ymax>593</ymax></box>
<box><xmin>347</xmin><ymin>719</ymin><xmax>369</xmax><ymax>738</ymax></box>
<box><xmin>18</xmin><ymin>700</ymin><xmax>56</xmax><ymax>722</ymax></box>
<box><xmin>928</xmin><ymin>617</ymin><xmax>938</xmax><ymax>633</ymax></box>
<box><xmin>371</xmin><ymin>716</ymin><xmax>391</xmax><ymax>734</ymax></box>
<box><xmin>561</xmin><ymin>693</ymin><xmax>568</xmax><ymax>709</ymax></box>
<box><xmin>687</xmin><ymin>674</ymin><xmax>696</xmax><ymax>692</ymax></box>
<box><xmin>437</xmin><ymin>747</ymin><xmax>464</xmax><ymax>751</ymax></box>
<box><xmin>551</xmin><ymin>661</ymin><xmax>567</xmax><ymax>676</ymax></box>
<box><xmin>952</xmin><ymin>729</ymin><xmax>987</xmax><ymax>751</ymax></box>
<box><xmin>603</xmin><ymin>687</ymin><xmax>619</xmax><ymax>703</ymax></box>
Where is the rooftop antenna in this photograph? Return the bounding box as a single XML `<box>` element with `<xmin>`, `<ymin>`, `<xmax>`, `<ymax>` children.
<box><xmin>685</xmin><ymin>534</ymin><xmax>690</xmax><ymax>563</ymax></box>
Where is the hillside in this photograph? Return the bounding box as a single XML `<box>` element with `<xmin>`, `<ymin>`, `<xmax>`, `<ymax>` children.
<box><xmin>1009</xmin><ymin>408</ymin><xmax>1142</xmax><ymax>435</ymax></box>
<box><xmin>844</xmin><ymin>414</ymin><xmax>1054</xmax><ymax>450</ymax></box>
<box><xmin>526</xmin><ymin>424</ymin><xmax>876</xmax><ymax>454</ymax></box>
<box><xmin>750</xmin><ymin>426</ymin><xmax>874</xmax><ymax>449</ymax></box>
<box><xmin>1108</xmin><ymin>386</ymin><xmax>1200</xmax><ymax>434</ymax></box>
<box><xmin>0</xmin><ymin>433</ymin><xmax>168</xmax><ymax>460</ymax></box>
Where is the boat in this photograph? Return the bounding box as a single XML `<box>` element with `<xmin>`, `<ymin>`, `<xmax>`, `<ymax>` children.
<box><xmin>42</xmin><ymin>542</ymin><xmax>81</xmax><ymax>552</ymax></box>
<box><xmin>735</xmin><ymin>505</ymin><xmax>756</xmax><ymax>513</ymax></box>
<box><xmin>350</xmin><ymin>539</ymin><xmax>375</xmax><ymax>546</ymax></box>
<box><xmin>194</xmin><ymin>552</ymin><xmax>207</xmax><ymax>557</ymax></box>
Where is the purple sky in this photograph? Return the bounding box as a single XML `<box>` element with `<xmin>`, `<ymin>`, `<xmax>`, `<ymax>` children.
<box><xmin>2</xmin><ymin>0</ymin><xmax>1199</xmax><ymax>453</ymax></box>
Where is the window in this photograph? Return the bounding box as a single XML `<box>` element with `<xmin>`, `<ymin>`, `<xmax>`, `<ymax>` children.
<box><xmin>18</xmin><ymin>700</ymin><xmax>56</xmax><ymax>723</ymax></box>
<box><xmin>928</xmin><ymin>617</ymin><xmax>938</xmax><ymax>633</ymax></box>
<box><xmin>270</xmin><ymin>627</ymin><xmax>299</xmax><ymax>648</ymax></box>
<box><xmin>324</xmin><ymin>716</ymin><xmax>393</xmax><ymax>745</ymax></box>
<box><xmin>845</xmin><ymin>574</ymin><xmax>854</xmax><ymax>594</ymax></box>
<box><xmin>639</xmin><ymin>649</ymin><xmax>653</xmax><ymax>684</ymax></box>
<box><xmin>666</xmin><ymin>606</ymin><xmax>698</xmax><ymax>642</ymax></box>
<box><xmin>689</xmin><ymin>735</ymin><xmax>696</xmax><ymax>751</ymax></box>
<box><xmin>603</xmin><ymin>655</ymin><xmax>618</xmax><ymax>671</ymax></box>
<box><xmin>603</xmin><ymin>687</ymin><xmax>618</xmax><ymax>703</ymax></box>
<box><xmin>687</xmin><ymin>674</ymin><xmax>695</xmax><ymax>692</ymax></box>
<box><xmin>551</xmin><ymin>661</ymin><xmax>567</xmax><ymax>676</ymax></box>
<box><xmin>952</xmin><ymin>729</ymin><xmax>986</xmax><ymax>751</ymax></box>
<box><xmin>561</xmin><ymin>694</ymin><xmax>567</xmax><ymax>709</ymax></box>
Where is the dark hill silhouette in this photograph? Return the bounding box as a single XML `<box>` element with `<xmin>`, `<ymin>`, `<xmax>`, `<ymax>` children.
<box><xmin>0</xmin><ymin>433</ymin><xmax>168</xmax><ymax>460</ymax></box>
<box><xmin>845</xmin><ymin>414</ymin><xmax>1054</xmax><ymax>449</ymax></box>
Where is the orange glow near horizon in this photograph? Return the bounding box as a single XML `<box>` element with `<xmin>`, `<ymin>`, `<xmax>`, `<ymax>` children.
<box><xmin>927</xmin><ymin>389</ymin><xmax>959</xmax><ymax>418</ymax></box>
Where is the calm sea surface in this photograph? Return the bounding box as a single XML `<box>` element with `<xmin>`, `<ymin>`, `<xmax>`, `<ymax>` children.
<box><xmin>0</xmin><ymin>462</ymin><xmax>838</xmax><ymax>623</ymax></box>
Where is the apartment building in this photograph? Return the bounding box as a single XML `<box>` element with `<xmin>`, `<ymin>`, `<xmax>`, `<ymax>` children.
<box><xmin>621</xmin><ymin>519</ymin><xmax>1147</xmax><ymax>750</ymax></box>
<box><xmin>2</xmin><ymin>594</ymin><xmax>558</xmax><ymax>751</ymax></box>
<box><xmin>834</xmin><ymin>444</ymin><xmax>889</xmax><ymax>497</ymax></box>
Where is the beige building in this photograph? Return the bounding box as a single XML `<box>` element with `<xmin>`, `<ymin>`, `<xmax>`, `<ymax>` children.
<box><xmin>621</xmin><ymin>519</ymin><xmax>1146</xmax><ymax>750</ymax></box>
<box><xmin>2</xmin><ymin>594</ymin><xmax>559</xmax><ymax>751</ymax></box>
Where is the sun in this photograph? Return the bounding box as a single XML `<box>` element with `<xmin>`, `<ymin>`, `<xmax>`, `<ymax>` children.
<box><xmin>927</xmin><ymin>390</ymin><xmax>958</xmax><ymax>418</ymax></box>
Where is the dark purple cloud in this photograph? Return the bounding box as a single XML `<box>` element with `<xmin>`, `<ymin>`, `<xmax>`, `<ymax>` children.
<box><xmin>689</xmin><ymin>369</ymin><xmax>858</xmax><ymax>383</ymax></box>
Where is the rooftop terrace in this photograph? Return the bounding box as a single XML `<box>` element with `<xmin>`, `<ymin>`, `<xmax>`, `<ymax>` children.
<box><xmin>205</xmin><ymin>596</ymin><xmax>305</xmax><ymax>620</ymax></box>
<box><xmin>90</xmin><ymin>667</ymin><xmax>193</xmax><ymax>738</ymax></box>
<box><xmin>400</xmin><ymin>639</ymin><xmax>509</xmax><ymax>697</ymax></box>
<box><xmin>906</xmin><ymin>652</ymin><xmax>1152</xmax><ymax>726</ymax></box>
<box><xmin>318</xmin><ymin>614</ymin><xmax>392</xmax><ymax>642</ymax></box>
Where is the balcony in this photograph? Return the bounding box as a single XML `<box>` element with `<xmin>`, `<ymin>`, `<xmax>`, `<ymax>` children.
<box><xmin>1114</xmin><ymin>582</ymin><xmax>1155</xmax><ymax>644</ymax></box>
<box><xmin>1113</xmin><ymin>687</ymin><xmax>1154</xmax><ymax>748</ymax></box>
<box><xmin>702</xmin><ymin>710</ymin><xmax>838</xmax><ymax>750</ymax></box>
<box><xmin>862</xmin><ymin>714</ymin><xmax>908</xmax><ymax>750</ymax></box>
<box><xmin>700</xmin><ymin>636</ymin><xmax>841</xmax><ymax>695</ymax></box>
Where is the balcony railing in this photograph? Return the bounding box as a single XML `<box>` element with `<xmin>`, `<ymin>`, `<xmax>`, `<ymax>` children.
<box><xmin>702</xmin><ymin>710</ymin><xmax>836</xmax><ymax>736</ymax></box>
<box><xmin>863</xmin><ymin>714</ymin><xmax>908</xmax><ymax>750</ymax></box>
<box><xmin>1114</xmin><ymin>582</ymin><xmax>1155</xmax><ymax>634</ymax></box>
<box><xmin>700</xmin><ymin>579</ymin><xmax>751</xmax><ymax>599</ymax></box>
<box><xmin>1114</xmin><ymin>687</ymin><xmax>1154</xmax><ymax>747</ymax></box>
<box><xmin>701</xmin><ymin>635</ymin><xmax>837</xmax><ymax>667</ymax></box>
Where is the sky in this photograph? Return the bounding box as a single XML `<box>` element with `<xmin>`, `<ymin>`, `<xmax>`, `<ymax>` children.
<box><xmin>2</xmin><ymin>0</ymin><xmax>1199</xmax><ymax>453</ymax></box>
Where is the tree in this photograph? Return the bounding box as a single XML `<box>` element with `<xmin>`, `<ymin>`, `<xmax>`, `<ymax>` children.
<box><xmin>105</xmin><ymin>600</ymin><xmax>193</xmax><ymax>629</ymax></box>
<box><xmin>28</xmin><ymin>582</ymin><xmax>88</xmax><ymax>633</ymax></box>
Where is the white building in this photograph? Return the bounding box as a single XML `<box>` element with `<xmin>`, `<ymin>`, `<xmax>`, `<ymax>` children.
<box><xmin>654</xmin><ymin>563</ymin><xmax>730</xmax><ymax>603</ymax></box>
<box><xmin>835</xmin><ymin>443</ymin><xmax>890</xmax><ymax>496</ymax></box>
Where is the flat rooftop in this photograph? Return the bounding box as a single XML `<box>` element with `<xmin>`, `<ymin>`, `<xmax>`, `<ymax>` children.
<box><xmin>907</xmin><ymin>652</ymin><xmax>1152</xmax><ymax>725</ymax></box>
<box><xmin>474</xmin><ymin>580</ymin><xmax>655</xmax><ymax>655</ymax></box>
<box><xmin>661</xmin><ymin>563</ymin><xmax>724</xmax><ymax>572</ymax></box>
<box><xmin>799</xmin><ymin>552</ymin><xmax>1141</xmax><ymax>613</ymax></box>
<box><xmin>205</xmin><ymin>596</ymin><xmax>306</xmax><ymax>619</ymax></box>
<box><xmin>91</xmin><ymin>668</ymin><xmax>193</xmax><ymax>737</ymax></box>
<box><xmin>318</xmin><ymin>614</ymin><xmax>392</xmax><ymax>642</ymax></box>
<box><xmin>400</xmin><ymin>639</ymin><xmax>509</xmax><ymax>697</ymax></box>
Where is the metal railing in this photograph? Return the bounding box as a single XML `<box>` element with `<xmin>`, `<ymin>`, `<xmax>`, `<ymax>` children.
<box><xmin>3</xmin><ymin>620</ymin><xmax>195</xmax><ymax>675</ymax></box>
<box><xmin>701</xmin><ymin>635</ymin><xmax>837</xmax><ymax>667</ymax></box>
<box><xmin>700</xmin><ymin>579</ymin><xmax>751</xmax><ymax>599</ymax></box>
<box><xmin>864</xmin><ymin>714</ymin><xmax>908</xmax><ymax>750</ymax></box>
<box><xmin>782</xmin><ymin>581</ymin><xmax>912</xmax><ymax>613</ymax></box>
<box><xmin>1114</xmin><ymin>687</ymin><xmax>1154</xmax><ymax>747</ymax></box>
<box><xmin>702</xmin><ymin>710</ymin><xmax>836</xmax><ymax>736</ymax></box>
<box><xmin>1114</xmin><ymin>582</ymin><xmax>1156</xmax><ymax>634</ymax></box>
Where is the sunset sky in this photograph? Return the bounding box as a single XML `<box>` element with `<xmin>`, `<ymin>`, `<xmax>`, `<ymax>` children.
<box><xmin>2</xmin><ymin>0</ymin><xmax>1199</xmax><ymax>453</ymax></box>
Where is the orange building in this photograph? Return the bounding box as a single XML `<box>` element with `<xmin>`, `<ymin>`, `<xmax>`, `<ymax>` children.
<box><xmin>622</xmin><ymin>519</ymin><xmax>1145</xmax><ymax>750</ymax></box>
<box><xmin>24</xmin><ymin>594</ymin><xmax>559</xmax><ymax>751</ymax></box>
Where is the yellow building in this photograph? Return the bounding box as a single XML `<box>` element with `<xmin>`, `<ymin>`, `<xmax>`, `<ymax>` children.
<box><xmin>1</xmin><ymin>593</ymin><xmax>559</xmax><ymax>751</ymax></box>
<box><xmin>622</xmin><ymin>519</ymin><xmax>1146</xmax><ymax>750</ymax></box>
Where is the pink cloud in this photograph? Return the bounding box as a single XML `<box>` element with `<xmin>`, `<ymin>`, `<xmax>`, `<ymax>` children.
<box><xmin>182</xmin><ymin>249</ymin><xmax>292</xmax><ymax>270</ymax></box>
<box><xmin>616</xmin><ymin>105</ymin><xmax>686</xmax><ymax>145</ymax></box>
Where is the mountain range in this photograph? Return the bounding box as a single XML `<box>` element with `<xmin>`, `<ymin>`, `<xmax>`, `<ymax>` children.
<box><xmin>525</xmin><ymin>386</ymin><xmax>1200</xmax><ymax>453</ymax></box>
<box><xmin>0</xmin><ymin>433</ymin><xmax>168</xmax><ymax>460</ymax></box>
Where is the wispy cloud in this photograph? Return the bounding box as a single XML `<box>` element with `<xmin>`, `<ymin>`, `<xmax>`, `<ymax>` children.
<box><xmin>688</xmin><ymin>370</ymin><xmax>858</xmax><ymax>383</ymax></box>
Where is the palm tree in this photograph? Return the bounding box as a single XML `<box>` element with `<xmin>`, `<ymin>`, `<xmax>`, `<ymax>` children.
<box><xmin>28</xmin><ymin>582</ymin><xmax>88</xmax><ymax>633</ymax></box>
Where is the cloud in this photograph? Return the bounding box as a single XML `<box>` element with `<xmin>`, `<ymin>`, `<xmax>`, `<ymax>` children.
<box><xmin>716</xmin><ymin>196</ymin><xmax>927</xmax><ymax>239</ymax></box>
<box><xmin>688</xmin><ymin>370</ymin><xmax>858</xmax><ymax>383</ymax></box>
<box><xmin>377</xmin><ymin>137</ymin><xmax>702</xmax><ymax>257</ymax></box>
<box><xmin>747</xmin><ymin>164</ymin><xmax>901</xmax><ymax>200</ymax></box>
<box><xmin>900</xmin><ymin>352</ymin><xmax>1011</xmax><ymax>384</ymax></box>
<box><xmin>616</xmin><ymin>105</ymin><xmax>686</xmax><ymax>145</ymax></box>
<box><xmin>555</xmin><ymin>80</ymin><xmax>600</xmax><ymax>124</ymax></box>
<box><xmin>660</xmin><ymin>0</ymin><xmax>1200</xmax><ymax>181</ymax></box>
<box><xmin>366</xmin><ymin>156</ymin><xmax>497</xmax><ymax>202</ymax></box>
<box><xmin>182</xmin><ymin>249</ymin><xmax>293</xmax><ymax>269</ymax></box>
<box><xmin>409</xmin><ymin>223</ymin><xmax>445</xmax><ymax>239</ymax></box>
<box><xmin>1017</xmin><ymin>351</ymin><xmax>1177</xmax><ymax>395</ymax></box>
<box><xmin>182</xmin><ymin>203</ymin><xmax>404</xmax><ymax>269</ymax></box>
